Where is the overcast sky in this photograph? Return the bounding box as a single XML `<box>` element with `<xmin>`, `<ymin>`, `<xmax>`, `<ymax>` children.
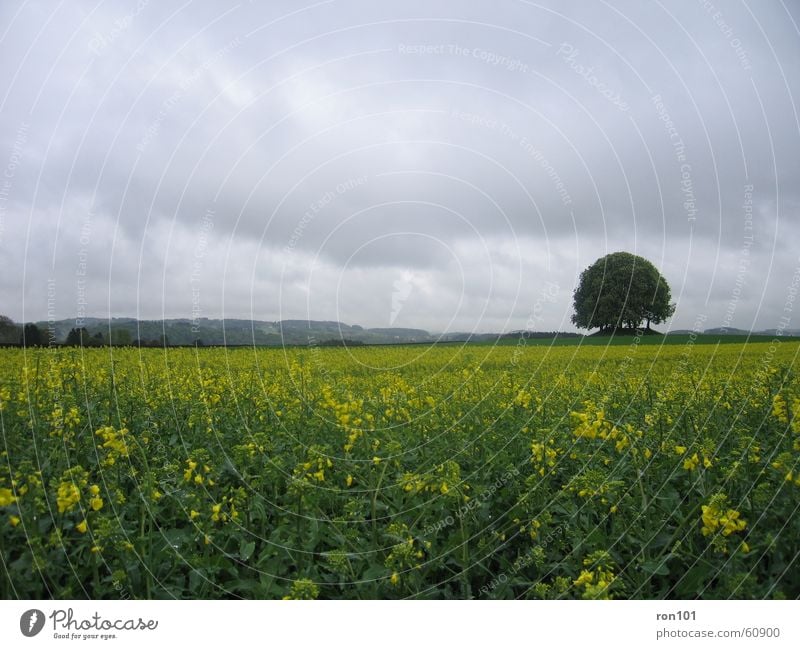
<box><xmin>1</xmin><ymin>0</ymin><xmax>798</xmax><ymax>333</ymax></box>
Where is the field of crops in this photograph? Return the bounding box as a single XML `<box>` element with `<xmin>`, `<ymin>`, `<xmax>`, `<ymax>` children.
<box><xmin>1</xmin><ymin>339</ymin><xmax>799</xmax><ymax>599</ymax></box>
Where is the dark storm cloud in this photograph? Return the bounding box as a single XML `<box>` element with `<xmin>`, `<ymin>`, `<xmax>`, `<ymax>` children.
<box><xmin>0</xmin><ymin>0</ymin><xmax>798</xmax><ymax>332</ymax></box>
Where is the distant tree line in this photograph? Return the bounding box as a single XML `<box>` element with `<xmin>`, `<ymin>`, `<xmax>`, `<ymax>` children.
<box><xmin>0</xmin><ymin>315</ymin><xmax>174</xmax><ymax>348</ymax></box>
<box><xmin>498</xmin><ymin>331</ymin><xmax>581</xmax><ymax>340</ymax></box>
<box><xmin>316</xmin><ymin>338</ymin><xmax>365</xmax><ymax>347</ymax></box>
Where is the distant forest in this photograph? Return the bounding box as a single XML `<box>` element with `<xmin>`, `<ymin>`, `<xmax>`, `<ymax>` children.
<box><xmin>0</xmin><ymin>314</ymin><xmax>582</xmax><ymax>347</ymax></box>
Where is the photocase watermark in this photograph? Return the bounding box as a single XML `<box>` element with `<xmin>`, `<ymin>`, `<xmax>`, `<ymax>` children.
<box><xmin>46</xmin><ymin>279</ymin><xmax>58</xmax><ymax>347</ymax></box>
<box><xmin>510</xmin><ymin>281</ymin><xmax>560</xmax><ymax>367</ymax></box>
<box><xmin>88</xmin><ymin>0</ymin><xmax>149</xmax><ymax>55</ymax></box>
<box><xmin>20</xmin><ymin>609</ymin><xmax>45</xmax><ymax>637</ymax></box>
<box><xmin>651</xmin><ymin>94</ymin><xmax>695</xmax><ymax>222</ymax></box>
<box><xmin>698</xmin><ymin>0</ymin><xmax>752</xmax><ymax>71</ymax></box>
<box><xmin>306</xmin><ymin>336</ymin><xmax>338</xmax><ymax>385</ymax></box>
<box><xmin>284</xmin><ymin>176</ymin><xmax>368</xmax><ymax>254</ymax></box>
<box><xmin>398</xmin><ymin>43</ymin><xmax>528</xmax><ymax>72</ymax></box>
<box><xmin>422</xmin><ymin>466</ymin><xmax>521</xmax><ymax>537</ymax></box>
<box><xmin>654</xmin><ymin>311</ymin><xmax>709</xmax><ymax>401</ymax></box>
<box><xmin>111</xmin><ymin>577</ymin><xmax>132</xmax><ymax>601</ymax></box>
<box><xmin>452</xmin><ymin>110</ymin><xmax>573</xmax><ymax>207</ymax></box>
<box><xmin>720</xmin><ymin>184</ymin><xmax>755</xmax><ymax>332</ymax></box>
<box><xmin>140</xmin><ymin>405</ymin><xmax>182</xmax><ymax>497</ymax></box>
<box><xmin>136</xmin><ymin>36</ymin><xmax>244</xmax><ymax>153</ymax></box>
<box><xmin>302</xmin><ymin>336</ymin><xmax>352</xmax><ymax>407</ymax></box>
<box><xmin>51</xmin><ymin>608</ymin><xmax>157</xmax><ymax>639</ymax></box>
<box><xmin>20</xmin><ymin>607</ymin><xmax>157</xmax><ymax>640</ymax></box>
<box><xmin>390</xmin><ymin>271</ymin><xmax>417</xmax><ymax>325</ymax></box>
<box><xmin>190</xmin><ymin>206</ymin><xmax>215</xmax><ymax>333</ymax></box>
<box><xmin>629</xmin><ymin>310</ymin><xmax>708</xmax><ymax>425</ymax></box>
<box><xmin>0</xmin><ymin>121</ymin><xmax>29</xmax><ymax>247</ymax></box>
<box><xmin>478</xmin><ymin>525</ymin><xmax>564</xmax><ymax>597</ymax></box>
<box><xmin>518</xmin><ymin>136</ymin><xmax>573</xmax><ymax>206</ymax></box>
<box><xmin>606</xmin><ymin>326</ymin><xmax>646</xmax><ymax>391</ymax></box>
<box><xmin>556</xmin><ymin>43</ymin><xmax>629</xmax><ymax>112</ymax></box>
<box><xmin>750</xmin><ymin>251</ymin><xmax>797</xmax><ymax>380</ymax></box>
<box><xmin>75</xmin><ymin>208</ymin><xmax>94</xmax><ymax>327</ymax></box>
<box><xmin>753</xmin><ymin>257</ymin><xmax>798</xmax><ymax>381</ymax></box>
<box><xmin>774</xmin><ymin>255</ymin><xmax>800</xmax><ymax>337</ymax></box>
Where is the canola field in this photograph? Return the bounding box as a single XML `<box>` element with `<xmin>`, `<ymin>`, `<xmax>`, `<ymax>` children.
<box><xmin>1</xmin><ymin>340</ymin><xmax>799</xmax><ymax>599</ymax></box>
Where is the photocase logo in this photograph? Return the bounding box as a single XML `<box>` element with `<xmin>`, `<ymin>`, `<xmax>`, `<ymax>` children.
<box><xmin>390</xmin><ymin>271</ymin><xmax>415</xmax><ymax>325</ymax></box>
<box><xmin>20</xmin><ymin>609</ymin><xmax>45</xmax><ymax>637</ymax></box>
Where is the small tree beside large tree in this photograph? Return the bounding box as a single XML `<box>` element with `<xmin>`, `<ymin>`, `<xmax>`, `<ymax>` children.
<box><xmin>0</xmin><ymin>315</ymin><xmax>20</xmax><ymax>344</ymax></box>
<box><xmin>20</xmin><ymin>323</ymin><xmax>44</xmax><ymax>347</ymax></box>
<box><xmin>572</xmin><ymin>251</ymin><xmax>675</xmax><ymax>334</ymax></box>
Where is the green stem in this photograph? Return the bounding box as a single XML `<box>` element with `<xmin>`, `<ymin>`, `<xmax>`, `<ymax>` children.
<box><xmin>92</xmin><ymin>550</ymin><xmax>99</xmax><ymax>596</ymax></box>
<box><xmin>637</xmin><ymin>468</ymin><xmax>648</xmax><ymax>512</ymax></box>
<box><xmin>296</xmin><ymin>494</ymin><xmax>303</xmax><ymax>573</ymax></box>
<box><xmin>455</xmin><ymin>486</ymin><xmax>471</xmax><ymax>598</ymax></box>
<box><xmin>372</xmin><ymin>463</ymin><xmax>388</xmax><ymax>545</ymax></box>
<box><xmin>139</xmin><ymin>504</ymin><xmax>152</xmax><ymax>598</ymax></box>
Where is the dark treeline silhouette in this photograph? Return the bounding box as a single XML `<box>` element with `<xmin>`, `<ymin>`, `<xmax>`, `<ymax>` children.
<box><xmin>0</xmin><ymin>315</ymin><xmax>176</xmax><ymax>348</ymax></box>
<box><xmin>499</xmin><ymin>330</ymin><xmax>581</xmax><ymax>340</ymax></box>
<box><xmin>316</xmin><ymin>338</ymin><xmax>366</xmax><ymax>347</ymax></box>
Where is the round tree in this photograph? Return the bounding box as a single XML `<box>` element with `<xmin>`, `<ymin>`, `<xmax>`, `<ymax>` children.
<box><xmin>571</xmin><ymin>252</ymin><xmax>675</xmax><ymax>333</ymax></box>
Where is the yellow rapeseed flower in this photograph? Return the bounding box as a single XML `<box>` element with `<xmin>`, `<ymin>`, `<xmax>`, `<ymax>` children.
<box><xmin>56</xmin><ymin>482</ymin><xmax>81</xmax><ymax>513</ymax></box>
<box><xmin>772</xmin><ymin>394</ymin><xmax>789</xmax><ymax>423</ymax></box>
<box><xmin>75</xmin><ymin>519</ymin><xmax>88</xmax><ymax>534</ymax></box>
<box><xmin>184</xmin><ymin>459</ymin><xmax>197</xmax><ymax>481</ymax></box>
<box><xmin>701</xmin><ymin>504</ymin><xmax>719</xmax><ymax>536</ymax></box>
<box><xmin>720</xmin><ymin>510</ymin><xmax>746</xmax><ymax>536</ymax></box>
<box><xmin>683</xmin><ymin>453</ymin><xmax>700</xmax><ymax>471</ymax></box>
<box><xmin>282</xmin><ymin>578</ymin><xmax>320</xmax><ymax>600</ymax></box>
<box><xmin>0</xmin><ymin>487</ymin><xmax>15</xmax><ymax>507</ymax></box>
<box><xmin>701</xmin><ymin>496</ymin><xmax>747</xmax><ymax>538</ymax></box>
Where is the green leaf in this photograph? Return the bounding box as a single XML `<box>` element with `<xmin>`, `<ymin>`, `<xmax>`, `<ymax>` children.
<box><xmin>640</xmin><ymin>559</ymin><xmax>670</xmax><ymax>576</ymax></box>
<box><xmin>240</xmin><ymin>540</ymin><xmax>256</xmax><ymax>562</ymax></box>
<box><xmin>674</xmin><ymin>565</ymin><xmax>707</xmax><ymax>597</ymax></box>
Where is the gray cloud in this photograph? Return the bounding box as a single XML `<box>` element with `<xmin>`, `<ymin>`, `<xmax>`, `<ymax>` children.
<box><xmin>1</xmin><ymin>0</ymin><xmax>798</xmax><ymax>332</ymax></box>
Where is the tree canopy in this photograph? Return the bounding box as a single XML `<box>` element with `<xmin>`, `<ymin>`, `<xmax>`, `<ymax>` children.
<box><xmin>20</xmin><ymin>323</ymin><xmax>44</xmax><ymax>347</ymax></box>
<box><xmin>571</xmin><ymin>252</ymin><xmax>675</xmax><ymax>333</ymax></box>
<box><xmin>0</xmin><ymin>315</ymin><xmax>19</xmax><ymax>344</ymax></box>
